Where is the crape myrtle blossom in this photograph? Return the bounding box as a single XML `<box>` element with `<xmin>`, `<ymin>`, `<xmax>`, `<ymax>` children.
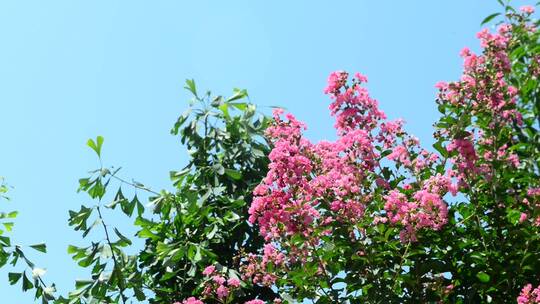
<box><xmin>523</xmin><ymin>187</ymin><xmax>540</xmax><ymax>226</ymax></box>
<box><xmin>177</xmin><ymin>297</ymin><xmax>278</xmax><ymax>304</ymax></box>
<box><xmin>176</xmin><ymin>298</ymin><xmax>204</xmax><ymax>304</ymax></box>
<box><xmin>435</xmin><ymin>20</ymin><xmax>539</xmax><ymax>208</ymax></box>
<box><xmin>245</xmin><ymin>68</ymin><xmax>456</xmax><ymax>286</ymax></box>
<box><xmin>179</xmin><ymin>264</ymin><xmax>283</xmax><ymax>304</ymax></box>
<box><xmin>178</xmin><ymin>7</ymin><xmax>539</xmax><ymax>302</ymax></box>
<box><xmin>384</xmin><ymin>189</ymin><xmax>448</xmax><ymax>242</ymax></box>
<box><xmin>196</xmin><ymin>264</ymin><xmax>244</xmax><ymax>303</ymax></box>
<box><xmin>246</xmin><ymin>17</ymin><xmax>539</xmax><ymax>297</ymax></box>
<box><xmin>518</xmin><ymin>284</ymin><xmax>540</xmax><ymax>304</ymax></box>
<box><xmin>433</xmin><ymin>10</ymin><xmax>540</xmax><ymax>301</ymax></box>
<box><xmin>240</xmin><ymin>243</ymin><xmax>285</xmax><ymax>287</ymax></box>
<box><xmin>435</xmin><ymin>22</ymin><xmax>525</xmax><ymax>189</ymax></box>
<box><xmin>249</xmin><ymin>71</ymin><xmax>453</xmax><ymax>243</ymax></box>
<box><xmin>520</xmin><ymin>5</ymin><xmax>535</xmax><ymax>14</ymax></box>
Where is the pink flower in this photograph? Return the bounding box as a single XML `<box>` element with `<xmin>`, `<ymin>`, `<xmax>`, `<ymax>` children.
<box><xmin>520</xmin><ymin>212</ymin><xmax>528</xmax><ymax>223</ymax></box>
<box><xmin>212</xmin><ymin>275</ymin><xmax>225</xmax><ymax>285</ymax></box>
<box><xmin>520</xmin><ymin>5</ymin><xmax>535</xmax><ymax>14</ymax></box>
<box><xmin>517</xmin><ymin>283</ymin><xmax>540</xmax><ymax>303</ymax></box>
<box><xmin>387</xmin><ymin>145</ymin><xmax>411</xmax><ymax>166</ymax></box>
<box><xmin>216</xmin><ymin>285</ymin><xmax>230</xmax><ymax>299</ymax></box>
<box><xmin>354</xmin><ymin>72</ymin><xmax>368</xmax><ymax>83</ymax></box>
<box><xmin>444</xmin><ymin>284</ymin><xmax>454</xmax><ymax>295</ymax></box>
<box><xmin>435</xmin><ymin>81</ymin><xmax>448</xmax><ymax>90</ymax></box>
<box><xmin>324</xmin><ymin>70</ymin><xmax>348</xmax><ymax>94</ymax></box>
<box><xmin>202</xmin><ymin>265</ymin><xmax>215</xmax><ymax>276</ymax></box>
<box><xmin>245</xmin><ymin>300</ymin><xmax>265</xmax><ymax>304</ymax></box>
<box><xmin>460</xmin><ymin>47</ymin><xmax>471</xmax><ymax>58</ymax></box>
<box><xmin>181</xmin><ymin>297</ymin><xmax>204</xmax><ymax>304</ymax></box>
<box><xmin>227</xmin><ymin>277</ymin><xmax>241</xmax><ymax>288</ymax></box>
<box><xmin>384</xmin><ymin>189</ymin><xmax>448</xmax><ymax>242</ymax></box>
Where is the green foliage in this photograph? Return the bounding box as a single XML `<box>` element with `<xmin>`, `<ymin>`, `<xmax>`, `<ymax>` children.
<box><xmin>58</xmin><ymin>137</ymin><xmax>146</xmax><ymax>304</ymax></box>
<box><xmin>425</xmin><ymin>11</ymin><xmax>540</xmax><ymax>303</ymax></box>
<box><xmin>0</xmin><ymin>178</ymin><xmax>56</xmax><ymax>304</ymax></box>
<box><xmin>60</xmin><ymin>81</ymin><xmax>274</xmax><ymax>303</ymax></box>
<box><xmin>139</xmin><ymin>81</ymin><xmax>274</xmax><ymax>303</ymax></box>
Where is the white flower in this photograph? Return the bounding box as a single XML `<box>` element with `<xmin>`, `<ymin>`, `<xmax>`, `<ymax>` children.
<box><xmin>32</xmin><ymin>267</ymin><xmax>46</xmax><ymax>278</ymax></box>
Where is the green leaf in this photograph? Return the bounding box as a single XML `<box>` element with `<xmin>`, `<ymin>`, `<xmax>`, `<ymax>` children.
<box><xmin>74</xmin><ymin>279</ymin><xmax>93</xmax><ymax>289</ymax></box>
<box><xmin>87</xmin><ymin>136</ymin><xmax>104</xmax><ymax>157</ymax></box>
<box><xmin>481</xmin><ymin>13</ymin><xmax>501</xmax><ymax>25</ymax></box>
<box><xmin>213</xmin><ymin>164</ymin><xmax>225</xmax><ymax>175</ymax></box>
<box><xmin>194</xmin><ymin>246</ymin><xmax>202</xmax><ymax>262</ymax></box>
<box><xmin>206</xmin><ymin>224</ymin><xmax>218</xmax><ymax>239</ymax></box>
<box><xmin>107</xmin><ymin>188</ymin><xmax>126</xmax><ymax>209</ymax></box>
<box><xmin>227</xmin><ymin>88</ymin><xmax>248</xmax><ymax>102</ymax></box>
<box><xmin>506</xmin><ymin>209</ymin><xmax>522</xmax><ymax>225</ymax></box>
<box><xmin>100</xmin><ymin>244</ymin><xmax>112</xmax><ymax>259</ymax></box>
<box><xmin>187</xmin><ymin>244</ymin><xmax>202</xmax><ymax>263</ymax></box>
<box><xmin>218</xmin><ymin>103</ymin><xmax>229</xmax><ymax>118</ymax></box>
<box><xmin>476</xmin><ymin>272</ymin><xmax>490</xmax><ymax>283</ymax></box>
<box><xmin>67</xmin><ymin>245</ymin><xmax>80</xmax><ymax>254</ymax></box>
<box><xmin>197</xmin><ymin>190</ymin><xmax>211</xmax><ymax>208</ymax></box>
<box><xmin>82</xmin><ymin>218</ymin><xmax>102</xmax><ymax>238</ymax></box>
<box><xmin>185</xmin><ymin>79</ymin><xmax>197</xmax><ymax>97</ymax></box>
<box><xmin>22</xmin><ymin>273</ymin><xmax>33</xmax><ymax>291</ymax></box>
<box><xmin>0</xmin><ymin>235</ymin><xmax>11</xmax><ymax>247</ymax></box>
<box><xmin>114</xmin><ymin>228</ymin><xmax>132</xmax><ymax>247</ymax></box>
<box><xmin>8</xmin><ymin>272</ymin><xmax>22</xmax><ymax>285</ymax></box>
<box><xmin>30</xmin><ymin>243</ymin><xmax>47</xmax><ymax>253</ymax></box>
<box><xmin>137</xmin><ymin>228</ymin><xmax>159</xmax><ymax>240</ymax></box>
<box><xmin>3</xmin><ymin>222</ymin><xmax>13</xmax><ymax>232</ymax></box>
<box><xmin>433</xmin><ymin>140</ymin><xmax>447</xmax><ymax>158</ymax></box>
<box><xmin>224</xmin><ymin>169</ymin><xmax>242</xmax><ymax>180</ymax></box>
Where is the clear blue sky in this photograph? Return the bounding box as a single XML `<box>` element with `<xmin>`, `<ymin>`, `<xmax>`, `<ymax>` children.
<box><xmin>0</xmin><ymin>1</ymin><xmax>532</xmax><ymax>302</ymax></box>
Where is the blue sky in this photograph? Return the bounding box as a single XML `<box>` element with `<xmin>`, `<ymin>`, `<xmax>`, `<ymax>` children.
<box><xmin>0</xmin><ymin>0</ymin><xmax>532</xmax><ymax>302</ymax></box>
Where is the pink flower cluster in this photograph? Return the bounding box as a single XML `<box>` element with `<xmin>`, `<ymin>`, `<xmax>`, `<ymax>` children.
<box><xmin>326</xmin><ymin>71</ymin><xmax>386</xmax><ymax>135</ymax></box>
<box><xmin>520</xmin><ymin>5</ymin><xmax>535</xmax><ymax>14</ymax></box>
<box><xmin>248</xmin><ymin>69</ymin><xmax>452</xmax><ymax>272</ymax></box>
<box><xmin>384</xmin><ymin>189</ymin><xmax>448</xmax><ymax>242</ymax></box>
<box><xmin>435</xmin><ymin>23</ymin><xmax>526</xmax><ymax>189</ymax></box>
<box><xmin>245</xmin><ymin>300</ymin><xmax>282</xmax><ymax>304</ymax></box>
<box><xmin>175</xmin><ymin>298</ymin><xmax>204</xmax><ymax>304</ymax></box>
<box><xmin>521</xmin><ymin>188</ymin><xmax>540</xmax><ymax>226</ymax></box>
<box><xmin>177</xmin><ymin>296</ymin><xmax>276</xmax><ymax>304</ymax></box>
<box><xmin>241</xmin><ymin>243</ymin><xmax>285</xmax><ymax>286</ymax></box>
<box><xmin>518</xmin><ymin>284</ymin><xmax>540</xmax><ymax>304</ymax></box>
<box><xmin>199</xmin><ymin>265</ymin><xmax>241</xmax><ymax>302</ymax></box>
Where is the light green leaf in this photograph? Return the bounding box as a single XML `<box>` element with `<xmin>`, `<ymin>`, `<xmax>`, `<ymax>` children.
<box><xmin>476</xmin><ymin>272</ymin><xmax>490</xmax><ymax>283</ymax></box>
<box><xmin>227</xmin><ymin>88</ymin><xmax>248</xmax><ymax>102</ymax></box>
<box><xmin>224</xmin><ymin>169</ymin><xmax>242</xmax><ymax>180</ymax></box>
<box><xmin>185</xmin><ymin>79</ymin><xmax>197</xmax><ymax>97</ymax></box>
<box><xmin>87</xmin><ymin>136</ymin><xmax>104</xmax><ymax>157</ymax></box>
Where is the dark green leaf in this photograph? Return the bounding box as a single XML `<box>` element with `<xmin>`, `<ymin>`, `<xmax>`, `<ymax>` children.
<box><xmin>481</xmin><ymin>13</ymin><xmax>501</xmax><ymax>25</ymax></box>
<box><xmin>8</xmin><ymin>272</ymin><xmax>22</xmax><ymax>285</ymax></box>
<box><xmin>29</xmin><ymin>243</ymin><xmax>47</xmax><ymax>253</ymax></box>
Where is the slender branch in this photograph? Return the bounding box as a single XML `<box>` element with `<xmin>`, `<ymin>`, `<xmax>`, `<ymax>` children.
<box><xmin>311</xmin><ymin>240</ymin><xmax>340</xmax><ymax>302</ymax></box>
<box><xmin>392</xmin><ymin>240</ymin><xmax>411</xmax><ymax>291</ymax></box>
<box><xmin>96</xmin><ymin>206</ymin><xmax>128</xmax><ymax>304</ymax></box>
<box><xmin>109</xmin><ymin>173</ymin><xmax>160</xmax><ymax>196</ymax></box>
<box><xmin>14</xmin><ymin>246</ymin><xmax>56</xmax><ymax>300</ymax></box>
